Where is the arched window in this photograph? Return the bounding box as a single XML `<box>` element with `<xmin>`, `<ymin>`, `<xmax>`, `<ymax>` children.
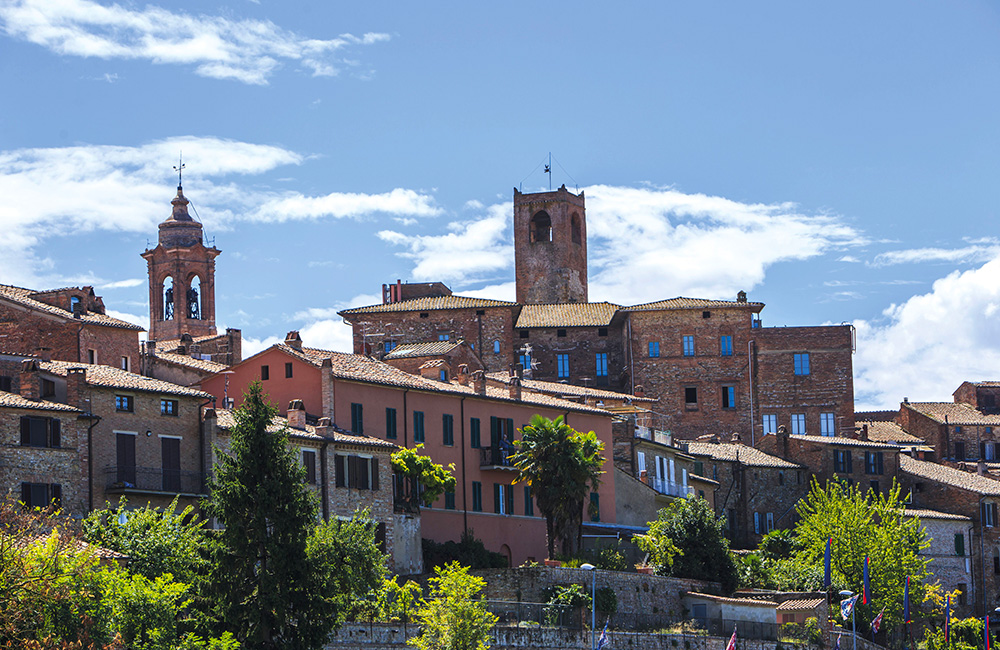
<box><xmin>69</xmin><ymin>296</ymin><xmax>81</xmax><ymax>313</ymax></box>
<box><xmin>163</xmin><ymin>276</ymin><xmax>175</xmax><ymax>320</ymax></box>
<box><xmin>187</xmin><ymin>275</ymin><xmax>202</xmax><ymax>320</ymax></box>
<box><xmin>530</xmin><ymin>211</ymin><xmax>552</xmax><ymax>243</ymax></box>
<box><xmin>493</xmin><ymin>340</ymin><xmax>501</xmax><ymax>354</ymax></box>
<box><xmin>571</xmin><ymin>213</ymin><xmax>582</xmax><ymax>245</ymax></box>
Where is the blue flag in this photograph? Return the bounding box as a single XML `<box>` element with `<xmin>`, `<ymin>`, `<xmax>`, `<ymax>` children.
<box><xmin>598</xmin><ymin>619</ymin><xmax>610</xmax><ymax>650</ymax></box>
<box><xmin>903</xmin><ymin>576</ymin><xmax>911</xmax><ymax>624</ymax></box>
<box><xmin>824</xmin><ymin>538</ymin><xmax>832</xmax><ymax>588</ymax></box>
<box><xmin>841</xmin><ymin>594</ymin><xmax>859</xmax><ymax>620</ymax></box>
<box><xmin>863</xmin><ymin>556</ymin><xmax>870</xmax><ymax>605</ymax></box>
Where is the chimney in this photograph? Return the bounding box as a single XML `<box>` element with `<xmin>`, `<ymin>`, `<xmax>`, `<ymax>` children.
<box><xmin>315</xmin><ymin>416</ymin><xmax>332</xmax><ymax>437</ymax></box>
<box><xmin>731</xmin><ymin>431</ymin><xmax>742</xmax><ymax>445</ymax></box>
<box><xmin>509</xmin><ymin>376</ymin><xmax>522</xmax><ymax>401</ymax></box>
<box><xmin>860</xmin><ymin>423</ymin><xmax>869</xmax><ymax>442</ymax></box>
<box><xmin>737</xmin><ymin>290</ymin><xmax>747</xmax><ymax>303</ymax></box>
<box><xmin>472</xmin><ymin>370</ymin><xmax>486</xmax><ymax>396</ymax></box>
<box><xmin>456</xmin><ymin>364</ymin><xmax>470</xmax><ymax>386</ymax></box>
<box><xmin>515</xmin><ymin>363</ymin><xmax>524</xmax><ymax>380</ymax></box>
<box><xmin>776</xmin><ymin>424</ymin><xmax>789</xmax><ymax>457</ymax></box>
<box><xmin>903</xmin><ymin>397</ymin><xmax>909</xmax><ymax>404</ymax></box>
<box><xmin>979</xmin><ymin>460</ymin><xmax>988</xmax><ymax>476</ymax></box>
<box><xmin>145</xmin><ymin>340</ymin><xmax>157</xmax><ymax>356</ymax></box>
<box><xmin>19</xmin><ymin>359</ymin><xmax>40</xmax><ymax>401</ymax></box>
<box><xmin>285</xmin><ymin>331</ymin><xmax>303</xmax><ymax>351</ymax></box>
<box><xmin>177</xmin><ymin>333</ymin><xmax>193</xmax><ymax>355</ymax></box>
<box><xmin>320</xmin><ymin>358</ymin><xmax>334</xmax><ymax>421</ymax></box>
<box><xmin>634</xmin><ymin>385</ymin><xmax>645</xmax><ymax>398</ymax></box>
<box><xmin>34</xmin><ymin>347</ymin><xmax>52</xmax><ymax>362</ymax></box>
<box><xmin>66</xmin><ymin>367</ymin><xmax>87</xmax><ymax>410</ymax></box>
<box><xmin>72</xmin><ymin>301</ymin><xmax>86</xmax><ymax>318</ymax></box>
<box><xmin>287</xmin><ymin>399</ymin><xmax>307</xmax><ymax>429</ymax></box>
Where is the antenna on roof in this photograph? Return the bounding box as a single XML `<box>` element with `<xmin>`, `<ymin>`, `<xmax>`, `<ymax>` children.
<box><xmin>544</xmin><ymin>152</ymin><xmax>552</xmax><ymax>191</ymax></box>
<box><xmin>173</xmin><ymin>152</ymin><xmax>185</xmax><ymax>188</ymax></box>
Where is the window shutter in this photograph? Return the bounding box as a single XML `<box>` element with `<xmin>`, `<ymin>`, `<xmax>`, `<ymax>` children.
<box><xmin>993</xmin><ymin>503</ymin><xmax>998</xmax><ymax>527</ymax></box>
<box><xmin>20</xmin><ymin>416</ymin><xmax>30</xmax><ymax>446</ymax></box>
<box><xmin>955</xmin><ymin>533</ymin><xmax>965</xmax><ymax>556</ymax></box>
<box><xmin>983</xmin><ymin>442</ymin><xmax>987</xmax><ymax>460</ymax></box>
<box><xmin>49</xmin><ymin>419</ymin><xmax>60</xmax><ymax>448</ymax></box>
<box><xmin>20</xmin><ymin>482</ymin><xmax>30</xmax><ymax>506</ymax></box>
<box><xmin>507</xmin><ymin>419</ymin><xmax>515</xmax><ymax>441</ymax></box>
<box><xmin>50</xmin><ymin>484</ymin><xmax>62</xmax><ymax>508</ymax></box>
<box><xmin>494</xmin><ymin>483</ymin><xmax>501</xmax><ymax>514</ymax></box>
<box><xmin>846</xmin><ymin>451</ymin><xmax>853</xmax><ymax>474</ymax></box>
<box><xmin>335</xmin><ymin>455</ymin><xmax>346</xmax><ymax>488</ymax></box>
<box><xmin>877</xmin><ymin>453</ymin><xmax>884</xmax><ymax>475</ymax></box>
<box><xmin>348</xmin><ymin>456</ymin><xmax>359</xmax><ymax>489</ymax></box>
<box><xmin>507</xmin><ymin>484</ymin><xmax>515</xmax><ymax>515</ymax></box>
<box><xmin>490</xmin><ymin>417</ymin><xmax>499</xmax><ymax>448</ymax></box>
<box><xmin>371</xmin><ymin>458</ymin><xmax>379</xmax><ymax>491</ymax></box>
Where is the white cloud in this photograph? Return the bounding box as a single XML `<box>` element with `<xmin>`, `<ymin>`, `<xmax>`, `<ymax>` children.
<box><xmin>241</xmin><ymin>333</ymin><xmax>284</xmax><ymax>358</ymax></box>
<box><xmin>838</xmin><ymin>255</ymin><xmax>861</xmax><ymax>263</ymax></box>
<box><xmin>0</xmin><ymin>0</ymin><xmax>390</xmax><ymax>85</ymax></box>
<box><xmin>0</xmin><ymin>137</ymin><xmax>438</xmax><ymax>286</ymax></box>
<box><xmin>284</xmin><ymin>292</ymin><xmax>382</xmax><ymax>353</ymax></box>
<box><xmin>106</xmin><ymin>308</ymin><xmax>147</xmax><ymax>332</ymax></box>
<box><xmin>853</xmin><ymin>254</ymin><xmax>1000</xmax><ymax>409</ymax></box>
<box><xmin>100</xmin><ymin>278</ymin><xmax>144</xmax><ymax>289</ymax></box>
<box><xmin>871</xmin><ymin>240</ymin><xmax>1000</xmax><ymax>267</ymax></box>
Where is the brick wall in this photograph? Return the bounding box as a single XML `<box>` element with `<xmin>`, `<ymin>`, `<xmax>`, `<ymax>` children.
<box><xmin>513</xmin><ymin>187</ymin><xmax>588</xmax><ymax>305</ymax></box>
<box><xmin>516</xmin><ymin>325</ymin><xmax>625</xmax><ymax>390</ymax></box>
<box><xmin>917</xmin><ymin>516</ymin><xmax>975</xmax><ymax>618</ymax></box>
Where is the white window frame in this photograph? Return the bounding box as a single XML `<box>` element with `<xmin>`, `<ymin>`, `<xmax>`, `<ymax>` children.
<box><xmin>766</xmin><ymin>512</ymin><xmax>774</xmax><ymax>532</ymax></box>
<box><xmin>791</xmin><ymin>413</ymin><xmax>806</xmax><ymax>435</ymax></box>
<box><xmin>820</xmin><ymin>412</ymin><xmax>836</xmax><ymax>437</ymax></box>
<box><xmin>762</xmin><ymin>414</ymin><xmax>778</xmax><ymax>435</ymax></box>
<box><xmin>753</xmin><ymin>512</ymin><xmax>760</xmax><ymax>534</ymax></box>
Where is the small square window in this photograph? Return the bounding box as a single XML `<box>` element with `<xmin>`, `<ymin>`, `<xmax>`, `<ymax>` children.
<box><xmin>419</xmin><ymin>312</ymin><xmax>429</xmax><ymax>318</ymax></box>
<box><xmin>519</xmin><ymin>331</ymin><xmax>529</xmax><ymax>339</ymax></box>
<box><xmin>557</xmin><ymin>329</ymin><xmax>567</xmax><ymax>338</ymax></box>
<box><xmin>598</xmin><ymin>328</ymin><xmax>608</xmax><ymax>337</ymax></box>
<box><xmin>702</xmin><ymin>311</ymin><xmax>711</xmax><ymax>319</ymax></box>
<box><xmin>475</xmin><ymin>310</ymin><xmax>485</xmax><ymax>316</ymax></box>
<box><xmin>161</xmin><ymin>399</ymin><xmax>179</xmax><ymax>416</ymax></box>
<box><xmin>285</xmin><ymin>362</ymin><xmax>293</xmax><ymax>378</ymax></box>
<box><xmin>261</xmin><ymin>365</ymin><xmax>270</xmax><ymax>381</ymax></box>
<box><xmin>438</xmin><ymin>333</ymin><xmax>450</xmax><ymax>341</ymax></box>
<box><xmin>115</xmin><ymin>395</ymin><xmax>133</xmax><ymax>412</ymax></box>
<box><xmin>684</xmin><ymin>386</ymin><xmax>698</xmax><ymax>405</ymax></box>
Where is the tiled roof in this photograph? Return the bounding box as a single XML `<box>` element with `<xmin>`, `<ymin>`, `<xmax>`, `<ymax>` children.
<box><xmin>40</xmin><ymin>361</ymin><xmax>212</xmax><ymax>399</ymax></box>
<box><xmin>18</xmin><ymin>534</ymin><xmax>128</xmax><ymax>560</ymax></box>
<box><xmin>685</xmin><ymin>442</ymin><xmax>802</xmax><ymax>469</ymax></box>
<box><xmin>213</xmin><ymin>409</ymin><xmax>397</xmax><ymax>449</ymax></box>
<box><xmin>959</xmin><ymin>381</ymin><xmax>1000</xmax><ymax>388</ymax></box>
<box><xmin>901</xmin><ymin>507</ymin><xmax>971</xmax><ymax>522</ymax></box>
<box><xmin>776</xmin><ymin>598</ymin><xmax>826</xmax><ymax>611</ymax></box>
<box><xmin>685</xmin><ymin>592</ymin><xmax>776</xmax><ymax>607</ymax></box>
<box><xmin>485</xmin><ymin>372</ymin><xmax>657</xmax><ymax>403</ymax></box>
<box><xmin>899</xmin><ymin>455</ymin><xmax>1000</xmax><ymax>496</ymax></box>
<box><xmin>515</xmin><ymin>302</ymin><xmax>621</xmax><ymax>328</ymax></box>
<box><xmin>855</xmin><ymin>410</ymin><xmax>899</xmax><ymax>422</ymax></box>
<box><xmin>156</xmin><ymin>353</ymin><xmax>228</xmax><ymax>374</ymax></box>
<box><xmin>857</xmin><ymin>421</ymin><xmax>923</xmax><ymax>445</ymax></box>
<box><xmin>789</xmin><ymin>435</ymin><xmax>898</xmax><ymax>450</ymax></box>
<box><xmin>625</xmin><ymin>297</ymin><xmax>765</xmax><ymax>313</ymax></box>
<box><xmin>904</xmin><ymin>402</ymin><xmax>1000</xmax><ymax>426</ymax></box>
<box><xmin>339</xmin><ymin>295</ymin><xmax>517</xmax><ymax>316</ymax></box>
<box><xmin>0</xmin><ymin>390</ymin><xmax>81</xmax><ymax>413</ymax></box>
<box><xmin>0</xmin><ymin>284</ymin><xmax>144</xmax><ymax>331</ymax></box>
<box><xmin>419</xmin><ymin>359</ymin><xmax>447</xmax><ymax>369</ymax></box>
<box><xmin>154</xmin><ymin>333</ymin><xmax>229</xmax><ymax>353</ymax></box>
<box><xmin>385</xmin><ymin>340</ymin><xmax>462</xmax><ymax>360</ymax></box>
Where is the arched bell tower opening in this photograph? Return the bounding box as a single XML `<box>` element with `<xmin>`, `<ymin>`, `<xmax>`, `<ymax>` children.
<box><xmin>142</xmin><ymin>184</ymin><xmax>220</xmax><ymax>342</ymax></box>
<box><xmin>513</xmin><ymin>185</ymin><xmax>588</xmax><ymax>304</ymax></box>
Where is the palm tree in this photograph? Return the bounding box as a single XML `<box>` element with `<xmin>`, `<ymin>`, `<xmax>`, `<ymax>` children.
<box><xmin>509</xmin><ymin>415</ymin><xmax>605</xmax><ymax>559</ymax></box>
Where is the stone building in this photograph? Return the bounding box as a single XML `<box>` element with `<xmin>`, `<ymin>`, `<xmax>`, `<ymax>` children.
<box><xmin>898</xmin><ymin>395</ymin><xmax>1000</xmax><ymax>463</ymax></box>
<box><xmin>903</xmin><ymin>507</ymin><xmax>974</xmax><ymax>617</ymax></box>
<box><xmin>340</xmin><ymin>186</ymin><xmax>856</xmax><ymax>442</ymax></box>
<box><xmin>382</xmin><ymin>339</ymin><xmax>483</xmax><ymax>378</ymax></box>
<box><xmin>0</xmin><ymin>284</ymin><xmax>143</xmax><ymax>372</ymax></box>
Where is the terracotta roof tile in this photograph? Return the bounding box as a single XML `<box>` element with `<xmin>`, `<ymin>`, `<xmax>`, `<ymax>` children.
<box><xmin>899</xmin><ymin>455</ymin><xmax>1000</xmax><ymax>496</ymax></box>
<box><xmin>213</xmin><ymin>409</ymin><xmax>397</xmax><ymax>449</ymax></box>
<box><xmin>789</xmin><ymin>434</ymin><xmax>898</xmax><ymax>449</ymax></box>
<box><xmin>776</xmin><ymin>598</ymin><xmax>825</xmax><ymax>611</ymax></box>
<box><xmin>856</xmin><ymin>420</ymin><xmax>923</xmax><ymax>445</ymax></box>
<box><xmin>686</xmin><ymin>592</ymin><xmax>776</xmax><ymax>607</ymax></box>
<box><xmin>685</xmin><ymin>442</ymin><xmax>802</xmax><ymax>468</ymax></box>
<box><xmin>385</xmin><ymin>340</ymin><xmax>462</xmax><ymax>359</ymax></box>
<box><xmin>515</xmin><ymin>302</ymin><xmax>621</xmax><ymax>328</ymax></box>
<box><xmin>40</xmin><ymin>361</ymin><xmax>212</xmax><ymax>399</ymax></box>
<box><xmin>0</xmin><ymin>390</ymin><xmax>81</xmax><ymax>413</ymax></box>
<box><xmin>154</xmin><ymin>333</ymin><xmax>230</xmax><ymax>353</ymax></box>
<box><xmin>485</xmin><ymin>372</ymin><xmax>657</xmax><ymax>402</ymax></box>
<box><xmin>905</xmin><ymin>402</ymin><xmax>1000</xmax><ymax>426</ymax></box>
<box><xmin>156</xmin><ymin>353</ymin><xmax>228</xmax><ymax>374</ymax></box>
<box><xmin>339</xmin><ymin>295</ymin><xmax>516</xmax><ymax>316</ymax></box>
<box><xmin>625</xmin><ymin>297</ymin><xmax>765</xmax><ymax>313</ymax></box>
<box><xmin>0</xmin><ymin>284</ymin><xmax>144</xmax><ymax>331</ymax></box>
<box><xmin>901</xmin><ymin>507</ymin><xmax>971</xmax><ymax>521</ymax></box>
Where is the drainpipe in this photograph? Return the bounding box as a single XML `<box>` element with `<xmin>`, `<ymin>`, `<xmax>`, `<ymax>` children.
<box><xmin>981</xmin><ymin>495</ymin><xmax>988</xmax><ymax>616</ymax></box>
<box><xmin>460</xmin><ymin>396</ymin><xmax>468</xmax><ymax>535</ymax></box>
<box><xmin>627</xmin><ymin>316</ymin><xmax>635</xmax><ymax>395</ymax></box>
<box><xmin>320</xmin><ymin>441</ymin><xmax>329</xmax><ymax>520</ymax></box>
<box><xmin>403</xmin><ymin>389</ymin><xmax>409</xmax><ymax>448</ymax></box>
<box><xmin>84</xmin><ymin>413</ymin><xmax>101</xmax><ymax>512</ymax></box>
<box><xmin>747</xmin><ymin>340</ymin><xmax>755</xmax><ymax>446</ymax></box>
<box><xmin>199</xmin><ymin>396</ymin><xmax>215</xmax><ymax>491</ymax></box>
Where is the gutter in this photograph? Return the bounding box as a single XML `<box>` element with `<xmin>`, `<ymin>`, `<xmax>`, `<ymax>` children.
<box><xmin>83</xmin><ymin>412</ymin><xmax>102</xmax><ymax>512</ymax></box>
<box><xmin>460</xmin><ymin>396</ymin><xmax>468</xmax><ymax>535</ymax></box>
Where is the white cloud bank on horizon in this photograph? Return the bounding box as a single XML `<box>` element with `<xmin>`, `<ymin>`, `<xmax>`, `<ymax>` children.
<box><xmin>853</xmin><ymin>253</ymin><xmax>1000</xmax><ymax>410</ymax></box>
<box><xmin>870</xmin><ymin>239</ymin><xmax>1000</xmax><ymax>267</ymax></box>
<box><xmin>0</xmin><ymin>137</ymin><xmax>440</xmax><ymax>287</ymax></box>
<box><xmin>0</xmin><ymin>0</ymin><xmax>389</xmax><ymax>84</ymax></box>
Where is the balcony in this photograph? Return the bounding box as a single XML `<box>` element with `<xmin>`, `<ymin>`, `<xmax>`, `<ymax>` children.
<box><xmin>642</xmin><ymin>475</ymin><xmax>694</xmax><ymax>498</ymax></box>
<box><xmin>635</xmin><ymin>427</ymin><xmax>672</xmax><ymax>446</ymax></box>
<box><xmin>480</xmin><ymin>446</ymin><xmax>516</xmax><ymax>470</ymax></box>
<box><xmin>104</xmin><ymin>466</ymin><xmax>207</xmax><ymax>497</ymax></box>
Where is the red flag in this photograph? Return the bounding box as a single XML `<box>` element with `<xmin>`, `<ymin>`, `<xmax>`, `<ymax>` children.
<box><xmin>726</xmin><ymin>626</ymin><xmax>737</xmax><ymax>650</ymax></box>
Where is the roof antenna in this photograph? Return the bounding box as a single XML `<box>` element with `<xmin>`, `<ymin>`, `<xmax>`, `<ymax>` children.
<box><xmin>544</xmin><ymin>152</ymin><xmax>552</xmax><ymax>191</ymax></box>
<box><xmin>173</xmin><ymin>152</ymin><xmax>185</xmax><ymax>188</ymax></box>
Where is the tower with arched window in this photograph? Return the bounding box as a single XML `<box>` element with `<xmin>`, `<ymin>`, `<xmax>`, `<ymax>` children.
<box><xmin>142</xmin><ymin>185</ymin><xmax>220</xmax><ymax>342</ymax></box>
<box><xmin>513</xmin><ymin>185</ymin><xmax>588</xmax><ymax>304</ymax></box>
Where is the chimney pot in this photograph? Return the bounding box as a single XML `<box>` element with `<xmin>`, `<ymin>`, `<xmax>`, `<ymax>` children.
<box><xmin>19</xmin><ymin>359</ymin><xmax>41</xmax><ymax>401</ymax></box>
<box><xmin>472</xmin><ymin>370</ymin><xmax>486</xmax><ymax>395</ymax></box>
<box><xmin>509</xmin><ymin>377</ymin><xmax>522</xmax><ymax>401</ymax></box>
<box><xmin>285</xmin><ymin>331</ymin><xmax>303</xmax><ymax>351</ymax></box>
<box><xmin>287</xmin><ymin>399</ymin><xmax>307</xmax><ymax>429</ymax></box>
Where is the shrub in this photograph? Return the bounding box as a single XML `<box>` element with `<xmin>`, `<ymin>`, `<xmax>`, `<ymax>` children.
<box><xmin>422</xmin><ymin>531</ymin><xmax>508</xmax><ymax>571</ymax></box>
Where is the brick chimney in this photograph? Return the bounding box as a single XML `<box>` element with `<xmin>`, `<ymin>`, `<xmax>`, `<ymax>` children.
<box><xmin>472</xmin><ymin>370</ymin><xmax>486</xmax><ymax>396</ymax></box>
<box><xmin>34</xmin><ymin>347</ymin><xmax>52</xmax><ymax>362</ymax></box>
<box><xmin>731</xmin><ymin>431</ymin><xmax>743</xmax><ymax>445</ymax></box>
<box><xmin>285</xmin><ymin>331</ymin><xmax>303</xmax><ymax>351</ymax></box>
<box><xmin>859</xmin><ymin>423</ymin><xmax>869</xmax><ymax>442</ymax></box>
<box><xmin>979</xmin><ymin>460</ymin><xmax>988</xmax><ymax>476</ymax></box>
<box><xmin>315</xmin><ymin>416</ymin><xmax>332</xmax><ymax>438</ymax></box>
<box><xmin>19</xmin><ymin>359</ymin><xmax>40</xmax><ymax>401</ymax></box>
<box><xmin>66</xmin><ymin>367</ymin><xmax>87</xmax><ymax>410</ymax></box>
<box><xmin>287</xmin><ymin>399</ymin><xmax>307</xmax><ymax>429</ymax></box>
<box><xmin>776</xmin><ymin>424</ymin><xmax>790</xmax><ymax>458</ymax></box>
<box><xmin>320</xmin><ymin>358</ymin><xmax>334</xmax><ymax>421</ymax></box>
<box><xmin>509</xmin><ymin>376</ymin><xmax>522</xmax><ymax>401</ymax></box>
<box><xmin>634</xmin><ymin>385</ymin><xmax>645</xmax><ymax>398</ymax></box>
<box><xmin>456</xmin><ymin>364</ymin><xmax>470</xmax><ymax>385</ymax></box>
<box><xmin>177</xmin><ymin>333</ymin><xmax>193</xmax><ymax>355</ymax></box>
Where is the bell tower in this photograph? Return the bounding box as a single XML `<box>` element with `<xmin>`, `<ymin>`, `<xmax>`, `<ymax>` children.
<box><xmin>142</xmin><ymin>184</ymin><xmax>220</xmax><ymax>342</ymax></box>
<box><xmin>513</xmin><ymin>184</ymin><xmax>588</xmax><ymax>304</ymax></box>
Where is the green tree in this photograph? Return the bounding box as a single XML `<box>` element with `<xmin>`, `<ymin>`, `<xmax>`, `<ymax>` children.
<box><xmin>391</xmin><ymin>444</ymin><xmax>456</xmax><ymax>508</ymax></box>
<box><xmin>203</xmin><ymin>381</ymin><xmax>333</xmax><ymax>650</ymax></box>
<box><xmin>409</xmin><ymin>562</ymin><xmax>496</xmax><ymax>650</ymax></box>
<box><xmin>795</xmin><ymin>479</ymin><xmax>930</xmax><ymax>631</ymax></box>
<box><xmin>509</xmin><ymin>415</ymin><xmax>605</xmax><ymax>558</ymax></box>
<box><xmin>82</xmin><ymin>496</ymin><xmax>206</xmax><ymax>583</ymax></box>
<box><xmin>636</xmin><ymin>496</ymin><xmax>739</xmax><ymax>592</ymax></box>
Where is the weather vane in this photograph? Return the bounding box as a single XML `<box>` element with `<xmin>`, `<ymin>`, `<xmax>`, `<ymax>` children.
<box><xmin>173</xmin><ymin>152</ymin><xmax>185</xmax><ymax>187</ymax></box>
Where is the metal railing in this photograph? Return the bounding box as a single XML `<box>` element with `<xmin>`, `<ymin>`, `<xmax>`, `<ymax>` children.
<box><xmin>480</xmin><ymin>447</ymin><xmax>515</xmax><ymax>468</ymax></box>
<box><xmin>103</xmin><ymin>466</ymin><xmax>206</xmax><ymax>495</ymax></box>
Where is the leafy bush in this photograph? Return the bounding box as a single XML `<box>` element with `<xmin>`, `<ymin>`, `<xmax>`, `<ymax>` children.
<box><xmin>759</xmin><ymin>529</ymin><xmax>796</xmax><ymax>560</ymax></box>
<box><xmin>595</xmin><ymin>587</ymin><xmax>617</xmax><ymax>615</ymax></box>
<box><xmin>422</xmin><ymin>531</ymin><xmax>508</xmax><ymax>571</ymax></box>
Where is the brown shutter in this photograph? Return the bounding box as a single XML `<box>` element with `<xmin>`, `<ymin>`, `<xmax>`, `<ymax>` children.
<box><xmin>20</xmin><ymin>416</ymin><xmax>30</xmax><ymax>446</ymax></box>
<box><xmin>20</xmin><ymin>482</ymin><xmax>30</xmax><ymax>506</ymax></box>
<box><xmin>371</xmin><ymin>457</ymin><xmax>379</xmax><ymax>491</ymax></box>
<box><xmin>335</xmin><ymin>455</ymin><xmax>346</xmax><ymax>488</ymax></box>
<box><xmin>376</xmin><ymin>522</ymin><xmax>387</xmax><ymax>553</ymax></box>
<box><xmin>348</xmin><ymin>456</ymin><xmax>359</xmax><ymax>489</ymax></box>
<box><xmin>50</xmin><ymin>484</ymin><xmax>62</xmax><ymax>508</ymax></box>
<box><xmin>49</xmin><ymin>419</ymin><xmax>60</xmax><ymax>448</ymax></box>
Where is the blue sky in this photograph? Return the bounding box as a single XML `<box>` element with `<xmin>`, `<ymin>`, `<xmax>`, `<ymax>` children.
<box><xmin>2</xmin><ymin>1</ymin><xmax>1000</xmax><ymax>409</ymax></box>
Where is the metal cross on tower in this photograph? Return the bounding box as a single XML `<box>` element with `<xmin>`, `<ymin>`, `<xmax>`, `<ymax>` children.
<box><xmin>173</xmin><ymin>152</ymin><xmax>185</xmax><ymax>187</ymax></box>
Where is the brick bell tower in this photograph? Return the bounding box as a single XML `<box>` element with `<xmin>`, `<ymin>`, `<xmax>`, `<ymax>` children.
<box><xmin>142</xmin><ymin>183</ymin><xmax>220</xmax><ymax>342</ymax></box>
<box><xmin>513</xmin><ymin>184</ymin><xmax>588</xmax><ymax>304</ymax></box>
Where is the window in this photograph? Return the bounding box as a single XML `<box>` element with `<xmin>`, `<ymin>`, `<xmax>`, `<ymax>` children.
<box><xmin>958</xmin><ymin>584</ymin><xmax>968</xmax><ymax>605</ymax></box>
<box><xmin>261</xmin><ymin>365</ymin><xmax>269</xmax><ymax>381</ymax></box>
<box><xmin>766</xmin><ymin>512</ymin><xmax>775</xmax><ymax>532</ymax></box>
<box><xmin>557</xmin><ymin>329</ymin><xmax>567</xmax><ymax>338</ymax></box>
<box><xmin>160</xmin><ymin>399</ymin><xmax>178</xmax><ymax>416</ymax></box>
<box><xmin>494</xmin><ymin>340</ymin><xmax>501</xmax><ymax>354</ymax></box>
<box><xmin>793</xmin><ymin>353</ymin><xmax>810</xmax><ymax>375</ymax></box>
<box><xmin>684</xmin><ymin>386</ymin><xmax>698</xmax><ymax>406</ymax></box>
<box><xmin>557</xmin><ymin>354</ymin><xmax>570</xmax><ymax>379</ymax></box>
<box><xmin>439</xmin><ymin>369</ymin><xmax>447</xmax><ymax>381</ymax></box>
<box><xmin>303</xmin><ymin>449</ymin><xmax>317</xmax><ymax>484</ymax></box>
<box><xmin>956</xmin><ymin>441</ymin><xmax>967</xmax><ymax>460</ymax></box>
<box><xmin>869</xmin><ymin>480</ymin><xmax>880</xmax><ymax>494</ymax></box>
<box><xmin>384</xmin><ymin>340</ymin><xmax>397</xmax><ymax>353</ymax></box>
<box><xmin>595</xmin><ymin>353</ymin><xmax>608</xmax><ymax>377</ymax></box>
<box><xmin>87</xmin><ymin>349</ymin><xmax>96</xmax><ymax>364</ymax></box>
<box><xmin>443</xmin><ymin>414</ymin><xmax>454</xmax><ymax>446</ymax></box>
<box><xmin>116</xmin><ymin>433</ymin><xmax>136</xmax><ymax>485</ymax></box>
<box><xmin>598</xmin><ymin>328</ymin><xmax>608</xmax><ymax>337</ymax></box>
<box><xmin>420</xmin><ymin>312</ymin><xmax>429</xmax><ymax>319</ymax></box>
<box><xmin>682</xmin><ymin>335</ymin><xmax>695</xmax><ymax>356</ymax></box>
<box><xmin>865</xmin><ymin>451</ymin><xmax>884</xmax><ymax>475</ymax></box>
<box><xmin>351</xmin><ymin>403</ymin><xmax>364</xmax><ymax>434</ymax></box>
<box><xmin>161</xmin><ymin>437</ymin><xmax>181</xmax><ymax>492</ymax></box>
<box><xmin>834</xmin><ymin>450</ymin><xmax>853</xmax><ymax>474</ymax></box>
<box><xmin>762</xmin><ymin>414</ymin><xmax>777</xmax><ymax>435</ymax></box>
<box><xmin>721</xmin><ymin>386</ymin><xmax>736</xmax><ymax>409</ymax></box>
<box><xmin>285</xmin><ymin>362</ymin><xmax>293</xmax><ymax>378</ymax></box>
<box><xmin>120</xmin><ymin>356</ymin><xmax>130</xmax><ymax>371</ymax></box>
<box><xmin>20</xmin><ymin>416</ymin><xmax>60</xmax><ymax>448</ymax></box>
<box><xmin>590</xmin><ymin>492</ymin><xmax>600</xmax><ymax>522</ymax></box>
<box><xmin>0</xmin><ymin>376</ymin><xmax>10</xmax><ymax>392</ymax></box>
<box><xmin>531</xmin><ymin>211</ymin><xmax>552</xmax><ymax>242</ymax></box>
<box><xmin>444</xmin><ymin>491</ymin><xmax>456</xmax><ymax>510</ymax></box>
<box><xmin>470</xmin><ymin>418</ymin><xmax>481</xmax><ymax>448</ymax></box>
<box><xmin>720</xmin><ymin>336</ymin><xmax>733</xmax><ymax>356</ymax></box>
<box><xmin>694</xmin><ymin>461</ymin><xmax>704</xmax><ymax>476</ymax></box>
<box><xmin>702</xmin><ymin>311</ymin><xmax>711</xmax><ymax>319</ymax></box>
<box><xmin>754</xmin><ymin>512</ymin><xmax>761</xmax><ymax>534</ymax></box>
<box><xmin>820</xmin><ymin>412</ymin><xmax>836</xmax><ymax>437</ymax></box>
<box><xmin>954</xmin><ymin>533</ymin><xmax>964</xmax><ymax>556</ymax></box>
<box><xmin>519</xmin><ymin>353</ymin><xmax>531</xmax><ymax>370</ymax></box>
<box><xmin>385</xmin><ymin>408</ymin><xmax>397</xmax><ymax>439</ymax></box>
<box><xmin>494</xmin><ymin>483</ymin><xmax>514</xmax><ymax>515</ymax></box>
<box><xmin>334</xmin><ymin>454</ymin><xmax>379</xmax><ymax>491</ymax></box>
<box><xmin>519</xmin><ymin>330</ymin><xmax>529</xmax><ymax>339</ymax></box>
<box><xmin>438</xmin><ymin>333</ymin><xmax>450</xmax><ymax>341</ymax></box>
<box><xmin>779</xmin><ymin>471</ymin><xmax>785</xmax><ymax>485</ymax></box>
<box><xmin>413</xmin><ymin>411</ymin><xmax>425</xmax><ymax>443</ymax></box>
<box><xmin>648</xmin><ymin>341</ymin><xmax>660</xmax><ymax>358</ymax></box>
<box><xmin>20</xmin><ymin>483</ymin><xmax>61</xmax><ymax>509</ymax></box>
<box><xmin>524</xmin><ymin>486</ymin><xmax>534</xmax><ymax>516</ymax></box>
<box><xmin>472</xmin><ymin>481</ymin><xmax>483</xmax><ymax>512</ymax></box>
<box><xmin>985</xmin><ymin>442</ymin><xmax>997</xmax><ymax>461</ymax></box>
<box><xmin>791</xmin><ymin>413</ymin><xmax>806</xmax><ymax>435</ymax></box>
<box><xmin>115</xmin><ymin>395</ymin><xmax>134</xmax><ymax>412</ymax></box>
<box><xmin>984</xmin><ymin>502</ymin><xmax>998</xmax><ymax>528</ymax></box>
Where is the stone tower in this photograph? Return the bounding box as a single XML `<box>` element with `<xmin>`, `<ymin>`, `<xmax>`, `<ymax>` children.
<box><xmin>142</xmin><ymin>185</ymin><xmax>220</xmax><ymax>342</ymax></box>
<box><xmin>513</xmin><ymin>185</ymin><xmax>588</xmax><ymax>304</ymax></box>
